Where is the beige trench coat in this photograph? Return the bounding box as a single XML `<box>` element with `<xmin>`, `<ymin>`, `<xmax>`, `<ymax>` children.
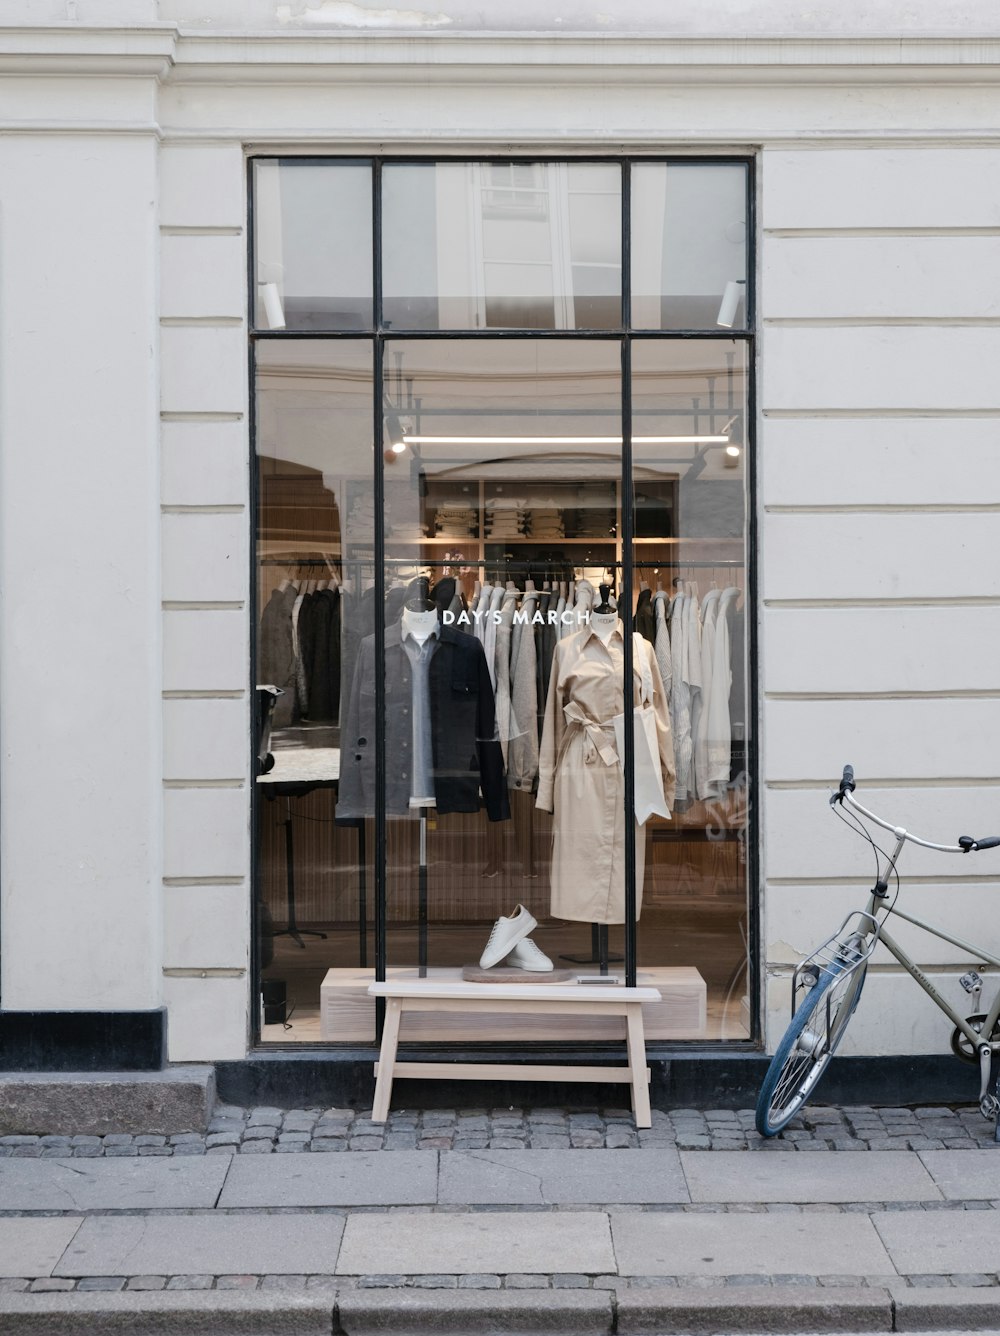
<box><xmin>536</xmin><ymin>622</ymin><xmax>676</xmax><ymax>924</ymax></box>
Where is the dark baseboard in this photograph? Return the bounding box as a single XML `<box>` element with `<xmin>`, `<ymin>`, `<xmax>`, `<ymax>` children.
<box><xmin>215</xmin><ymin>1046</ymin><xmax>985</xmax><ymax>1110</ymax></box>
<box><xmin>0</xmin><ymin>1010</ymin><xmax>166</xmax><ymax>1072</ymax></box>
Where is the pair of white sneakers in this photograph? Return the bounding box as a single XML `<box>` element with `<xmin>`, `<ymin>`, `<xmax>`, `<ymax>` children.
<box><xmin>479</xmin><ymin>904</ymin><xmax>554</xmax><ymax>972</ymax></box>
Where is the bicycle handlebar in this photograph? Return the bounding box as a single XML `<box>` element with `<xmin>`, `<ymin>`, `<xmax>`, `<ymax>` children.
<box><xmin>831</xmin><ymin>764</ymin><xmax>1000</xmax><ymax>854</ymax></box>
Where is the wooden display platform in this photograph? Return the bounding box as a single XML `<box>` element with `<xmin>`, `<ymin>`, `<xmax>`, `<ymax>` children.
<box><xmin>369</xmin><ymin>979</ymin><xmax>661</xmax><ymax>1127</ymax></box>
<box><xmin>320</xmin><ymin>964</ymin><xmax>706</xmax><ymax>1043</ymax></box>
<box><xmin>461</xmin><ymin>964</ymin><xmax>574</xmax><ymax>984</ymax></box>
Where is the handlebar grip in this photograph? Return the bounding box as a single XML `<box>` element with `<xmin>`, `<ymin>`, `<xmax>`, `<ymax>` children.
<box><xmin>841</xmin><ymin>765</ymin><xmax>855</xmax><ymax>794</ymax></box>
<box><xmin>959</xmin><ymin>835</ymin><xmax>1000</xmax><ymax>851</ymax></box>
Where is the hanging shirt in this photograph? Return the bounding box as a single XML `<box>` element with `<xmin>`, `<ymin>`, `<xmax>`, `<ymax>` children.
<box><xmin>402</xmin><ymin>622</ymin><xmax>440</xmax><ymax>807</ymax></box>
<box><xmin>508</xmin><ymin>588</ymin><xmax>539</xmax><ymax>790</ymax></box>
<box><xmin>653</xmin><ymin>590</ymin><xmax>672</xmax><ymax>702</ymax></box>
<box><xmin>484</xmin><ymin>585</ymin><xmax>504</xmax><ymax>688</ymax></box>
<box><xmin>493</xmin><ymin>588</ymin><xmax>519</xmax><ymax>765</ymax></box>
<box><xmin>694</xmin><ymin>589</ymin><xmax>721</xmax><ymax>800</ymax></box>
<box><xmin>705</xmin><ymin>588</ymin><xmax>739</xmax><ymax>792</ymax></box>
<box><xmin>669</xmin><ymin>594</ymin><xmax>692</xmax><ymax>802</ymax></box>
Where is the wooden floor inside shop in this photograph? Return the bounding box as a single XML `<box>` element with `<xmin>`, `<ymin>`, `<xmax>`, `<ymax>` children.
<box><xmin>260</xmin><ymin>902</ymin><xmax>749</xmax><ymax>1044</ymax></box>
<box><xmin>258</xmin><ymin>785</ymin><xmax>751</xmax><ymax>1045</ymax></box>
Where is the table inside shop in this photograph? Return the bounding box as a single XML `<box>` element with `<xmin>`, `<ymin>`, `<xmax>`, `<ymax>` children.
<box><xmin>258</xmin><ymin>744</ymin><xmax>368</xmax><ymax>961</ymax></box>
<box><xmin>368</xmin><ymin>979</ymin><xmax>662</xmax><ymax>1127</ymax></box>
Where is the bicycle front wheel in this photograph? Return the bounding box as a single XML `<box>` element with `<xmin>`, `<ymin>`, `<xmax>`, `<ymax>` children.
<box><xmin>755</xmin><ymin>957</ymin><xmax>867</xmax><ymax>1137</ymax></box>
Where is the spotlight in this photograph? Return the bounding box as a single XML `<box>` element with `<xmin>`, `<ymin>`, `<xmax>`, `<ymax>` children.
<box><xmin>259</xmin><ymin>282</ymin><xmax>286</xmax><ymax>330</ymax></box>
<box><xmin>725</xmin><ymin>443</ymin><xmax>741</xmax><ymax>458</ymax></box>
<box><xmin>716</xmin><ymin>279</ymin><xmax>745</xmax><ymax>329</ymax></box>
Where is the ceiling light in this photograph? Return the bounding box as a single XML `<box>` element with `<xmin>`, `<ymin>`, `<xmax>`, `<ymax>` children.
<box><xmin>725</xmin><ymin>443</ymin><xmax>741</xmax><ymax>458</ymax></box>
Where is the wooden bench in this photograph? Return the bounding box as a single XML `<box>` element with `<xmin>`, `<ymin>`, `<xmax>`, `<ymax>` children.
<box><xmin>368</xmin><ymin>980</ymin><xmax>662</xmax><ymax>1128</ymax></box>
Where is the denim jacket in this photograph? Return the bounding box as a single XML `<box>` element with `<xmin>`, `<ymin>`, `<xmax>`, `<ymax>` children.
<box><xmin>337</xmin><ymin>622</ymin><xmax>511</xmax><ymax>822</ymax></box>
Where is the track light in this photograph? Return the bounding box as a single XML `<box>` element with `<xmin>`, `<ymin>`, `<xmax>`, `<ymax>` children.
<box><xmin>259</xmin><ymin>282</ymin><xmax>286</xmax><ymax>330</ymax></box>
<box><xmin>716</xmin><ymin>279</ymin><xmax>745</xmax><ymax>329</ymax></box>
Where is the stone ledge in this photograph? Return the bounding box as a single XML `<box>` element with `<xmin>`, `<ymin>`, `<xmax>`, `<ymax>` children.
<box><xmin>0</xmin><ymin>1069</ymin><xmax>215</xmax><ymax>1136</ymax></box>
<box><xmin>616</xmin><ymin>1285</ymin><xmax>893</xmax><ymax>1333</ymax></box>
<box><xmin>893</xmin><ymin>1285</ymin><xmax>1000</xmax><ymax>1331</ymax></box>
<box><xmin>0</xmin><ymin>1289</ymin><xmax>336</xmax><ymax>1334</ymax></box>
<box><xmin>336</xmin><ymin>1288</ymin><xmax>613</xmax><ymax>1334</ymax></box>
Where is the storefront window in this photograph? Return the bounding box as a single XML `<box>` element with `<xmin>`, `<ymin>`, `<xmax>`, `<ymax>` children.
<box><xmin>631</xmin><ymin>163</ymin><xmax>748</xmax><ymax>330</ymax></box>
<box><xmin>253</xmin><ymin>160</ymin><xmax>373</xmax><ymax>331</ymax></box>
<box><xmin>382</xmin><ymin>162</ymin><xmax>622</xmax><ymax>330</ymax></box>
<box><xmin>252</xmin><ymin>157</ymin><xmax>752</xmax><ymax>1047</ymax></box>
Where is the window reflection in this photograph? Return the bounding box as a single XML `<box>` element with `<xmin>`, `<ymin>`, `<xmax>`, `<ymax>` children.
<box><xmin>254</xmin><ymin>161</ymin><xmax>373</xmax><ymax>331</ymax></box>
<box><xmin>382</xmin><ymin>162</ymin><xmax>622</xmax><ymax>330</ymax></box>
<box><xmin>632</xmin><ymin>163</ymin><xmax>748</xmax><ymax>330</ymax></box>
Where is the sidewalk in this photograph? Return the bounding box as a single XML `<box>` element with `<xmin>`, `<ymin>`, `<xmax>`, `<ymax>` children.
<box><xmin>3</xmin><ymin>1108</ymin><xmax>1000</xmax><ymax>1332</ymax></box>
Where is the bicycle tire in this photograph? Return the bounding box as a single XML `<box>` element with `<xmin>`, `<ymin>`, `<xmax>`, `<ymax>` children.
<box><xmin>755</xmin><ymin>956</ymin><xmax>867</xmax><ymax>1137</ymax></box>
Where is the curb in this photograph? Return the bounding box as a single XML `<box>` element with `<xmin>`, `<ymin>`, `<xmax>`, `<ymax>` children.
<box><xmin>0</xmin><ymin>1288</ymin><xmax>337</xmax><ymax>1334</ymax></box>
<box><xmin>893</xmin><ymin>1286</ymin><xmax>1000</xmax><ymax>1331</ymax></box>
<box><xmin>617</xmin><ymin>1286</ymin><xmax>892</xmax><ymax>1333</ymax></box>
<box><xmin>7</xmin><ymin>1284</ymin><xmax>1000</xmax><ymax>1334</ymax></box>
<box><xmin>337</xmin><ymin>1288</ymin><xmax>612</xmax><ymax>1333</ymax></box>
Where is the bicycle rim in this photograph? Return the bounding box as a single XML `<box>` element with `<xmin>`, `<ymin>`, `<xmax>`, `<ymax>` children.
<box><xmin>756</xmin><ymin>960</ymin><xmax>866</xmax><ymax>1137</ymax></box>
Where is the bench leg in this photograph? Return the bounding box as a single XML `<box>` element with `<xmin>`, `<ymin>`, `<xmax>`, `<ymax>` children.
<box><xmin>625</xmin><ymin>1002</ymin><xmax>652</xmax><ymax>1129</ymax></box>
<box><xmin>372</xmin><ymin>997</ymin><xmax>403</xmax><ymax>1124</ymax></box>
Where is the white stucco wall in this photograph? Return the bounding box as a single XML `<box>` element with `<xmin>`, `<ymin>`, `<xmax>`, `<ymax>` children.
<box><xmin>0</xmin><ymin>96</ymin><xmax>163</xmax><ymax>1010</ymax></box>
<box><xmin>4</xmin><ymin>4</ymin><xmax>1000</xmax><ymax>1060</ymax></box>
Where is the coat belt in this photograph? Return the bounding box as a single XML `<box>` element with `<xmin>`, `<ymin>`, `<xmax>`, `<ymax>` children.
<box><xmin>560</xmin><ymin>701</ymin><xmax>619</xmax><ymax>767</ymax></box>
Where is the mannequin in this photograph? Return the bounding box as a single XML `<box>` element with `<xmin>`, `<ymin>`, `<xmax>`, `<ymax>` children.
<box><xmin>537</xmin><ymin>579</ymin><xmax>676</xmax><ymax>968</ymax></box>
<box><xmin>401</xmin><ymin>604</ymin><xmax>438</xmax><ymax>645</ymax></box>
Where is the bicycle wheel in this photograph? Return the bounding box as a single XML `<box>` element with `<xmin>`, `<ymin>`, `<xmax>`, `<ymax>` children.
<box><xmin>755</xmin><ymin>955</ymin><xmax>867</xmax><ymax>1137</ymax></box>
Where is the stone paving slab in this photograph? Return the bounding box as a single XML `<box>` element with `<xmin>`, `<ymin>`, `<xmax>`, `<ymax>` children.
<box><xmin>219</xmin><ymin>1151</ymin><xmax>436</xmax><ymax>1207</ymax></box>
<box><xmin>920</xmin><ymin>1149</ymin><xmax>1000</xmax><ymax>1200</ymax></box>
<box><xmin>610</xmin><ymin>1211</ymin><xmax>896</xmax><ymax>1277</ymax></box>
<box><xmin>681</xmin><ymin>1150</ymin><xmax>942</xmax><ymax>1203</ymax></box>
<box><xmin>0</xmin><ymin>1155</ymin><xmax>231</xmax><ymax>1211</ymax></box>
<box><xmin>438</xmin><ymin>1149</ymin><xmax>689</xmax><ymax>1205</ymax></box>
<box><xmin>54</xmin><ymin>1214</ymin><xmax>345</xmax><ymax>1278</ymax></box>
<box><xmin>336</xmin><ymin>1211</ymin><xmax>616</xmax><ymax>1277</ymax></box>
<box><xmin>0</xmin><ymin>1289</ymin><xmax>336</xmax><ymax>1333</ymax></box>
<box><xmin>0</xmin><ymin>1218</ymin><xmax>83</xmax><ymax>1278</ymax></box>
<box><xmin>616</xmin><ymin>1284</ymin><xmax>892</xmax><ymax>1333</ymax></box>
<box><xmin>337</xmin><ymin>1287</ymin><xmax>613</xmax><ymax>1334</ymax></box>
<box><xmin>872</xmin><ymin>1208</ymin><xmax>1000</xmax><ymax>1276</ymax></box>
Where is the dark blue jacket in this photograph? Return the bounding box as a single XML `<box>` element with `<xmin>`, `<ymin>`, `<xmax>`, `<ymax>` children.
<box><xmin>337</xmin><ymin>622</ymin><xmax>510</xmax><ymax>821</ymax></box>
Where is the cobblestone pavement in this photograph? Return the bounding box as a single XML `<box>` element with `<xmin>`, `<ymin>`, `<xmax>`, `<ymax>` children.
<box><xmin>1</xmin><ymin>1103</ymin><xmax>997</xmax><ymax>1155</ymax></box>
<box><xmin>2</xmin><ymin>1261</ymin><xmax>1000</xmax><ymax>1293</ymax></box>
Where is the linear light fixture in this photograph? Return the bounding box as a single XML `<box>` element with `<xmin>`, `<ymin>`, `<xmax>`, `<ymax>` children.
<box><xmin>401</xmin><ymin>434</ymin><xmax>731</xmax><ymax>446</ymax></box>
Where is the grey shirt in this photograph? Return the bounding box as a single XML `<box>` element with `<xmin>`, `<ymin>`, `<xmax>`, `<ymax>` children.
<box><xmin>402</xmin><ymin>623</ymin><xmax>440</xmax><ymax>807</ymax></box>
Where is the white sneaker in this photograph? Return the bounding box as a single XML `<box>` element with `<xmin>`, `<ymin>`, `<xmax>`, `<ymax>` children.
<box><xmin>479</xmin><ymin>904</ymin><xmax>537</xmax><ymax>969</ymax></box>
<box><xmin>504</xmin><ymin>937</ymin><xmax>554</xmax><ymax>972</ymax></box>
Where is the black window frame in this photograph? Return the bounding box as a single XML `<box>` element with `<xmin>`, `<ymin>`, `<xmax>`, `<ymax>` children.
<box><xmin>248</xmin><ymin>152</ymin><xmax>759</xmax><ymax>1052</ymax></box>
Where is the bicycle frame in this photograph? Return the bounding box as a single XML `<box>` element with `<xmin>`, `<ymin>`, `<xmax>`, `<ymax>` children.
<box><xmin>836</xmin><ymin>789</ymin><xmax>1000</xmax><ymax>1112</ymax></box>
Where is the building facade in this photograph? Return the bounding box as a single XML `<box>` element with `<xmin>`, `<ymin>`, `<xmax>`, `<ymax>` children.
<box><xmin>3</xmin><ymin>0</ymin><xmax>1000</xmax><ymax>1097</ymax></box>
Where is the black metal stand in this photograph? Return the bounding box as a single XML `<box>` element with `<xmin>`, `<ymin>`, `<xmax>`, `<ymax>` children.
<box><xmin>357</xmin><ymin>820</ymin><xmax>368</xmax><ymax>968</ymax></box>
<box><xmin>418</xmin><ymin>809</ymin><xmax>429</xmax><ymax>977</ymax></box>
<box><xmin>560</xmin><ymin>924</ymin><xmax>623</xmax><ymax>972</ymax></box>
<box><xmin>273</xmin><ymin>796</ymin><xmax>328</xmax><ymax>949</ymax></box>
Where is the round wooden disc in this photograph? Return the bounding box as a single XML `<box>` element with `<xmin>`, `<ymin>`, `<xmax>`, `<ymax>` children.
<box><xmin>462</xmin><ymin>963</ymin><xmax>575</xmax><ymax>984</ymax></box>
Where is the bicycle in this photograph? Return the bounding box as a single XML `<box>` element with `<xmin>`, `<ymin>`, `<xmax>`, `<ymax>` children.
<box><xmin>756</xmin><ymin>765</ymin><xmax>1000</xmax><ymax>1139</ymax></box>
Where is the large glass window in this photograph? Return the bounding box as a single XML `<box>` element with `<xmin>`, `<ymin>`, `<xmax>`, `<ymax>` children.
<box><xmin>252</xmin><ymin>158</ymin><xmax>753</xmax><ymax>1048</ymax></box>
